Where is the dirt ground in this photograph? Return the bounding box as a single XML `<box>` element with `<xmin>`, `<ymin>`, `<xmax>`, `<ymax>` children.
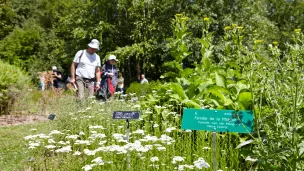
<box><xmin>0</xmin><ymin>114</ymin><xmax>48</xmax><ymax>127</ymax></box>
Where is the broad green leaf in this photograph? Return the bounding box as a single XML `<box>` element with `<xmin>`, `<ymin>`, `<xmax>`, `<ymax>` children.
<box><xmin>215</xmin><ymin>72</ymin><xmax>226</xmax><ymax>88</ymax></box>
<box><xmin>238</xmin><ymin>92</ymin><xmax>252</xmax><ymax>109</ymax></box>
<box><xmin>203</xmin><ymin>57</ymin><xmax>210</xmax><ymax>70</ymax></box>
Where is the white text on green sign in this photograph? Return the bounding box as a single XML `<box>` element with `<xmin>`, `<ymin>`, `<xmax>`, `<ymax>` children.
<box><xmin>181</xmin><ymin>108</ymin><xmax>253</xmax><ymax>133</ymax></box>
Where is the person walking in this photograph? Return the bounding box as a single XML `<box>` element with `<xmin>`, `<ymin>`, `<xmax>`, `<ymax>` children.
<box><xmin>51</xmin><ymin>66</ymin><xmax>63</xmax><ymax>89</ymax></box>
<box><xmin>70</xmin><ymin>39</ymin><xmax>101</xmax><ymax>101</ymax></box>
<box><xmin>100</xmin><ymin>55</ymin><xmax>118</xmax><ymax>98</ymax></box>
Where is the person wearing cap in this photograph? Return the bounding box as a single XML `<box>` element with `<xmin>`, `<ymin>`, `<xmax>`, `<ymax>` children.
<box><xmin>70</xmin><ymin>39</ymin><xmax>101</xmax><ymax>100</ymax></box>
<box><xmin>52</xmin><ymin>66</ymin><xmax>63</xmax><ymax>89</ymax></box>
<box><xmin>99</xmin><ymin>54</ymin><xmax>118</xmax><ymax>98</ymax></box>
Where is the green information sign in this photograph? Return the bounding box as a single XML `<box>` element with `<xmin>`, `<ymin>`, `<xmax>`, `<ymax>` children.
<box><xmin>181</xmin><ymin>108</ymin><xmax>254</xmax><ymax>133</ymax></box>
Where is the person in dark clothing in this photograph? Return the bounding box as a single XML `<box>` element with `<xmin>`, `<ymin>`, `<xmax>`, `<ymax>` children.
<box><xmin>52</xmin><ymin>66</ymin><xmax>63</xmax><ymax>89</ymax></box>
<box><xmin>98</xmin><ymin>55</ymin><xmax>118</xmax><ymax>99</ymax></box>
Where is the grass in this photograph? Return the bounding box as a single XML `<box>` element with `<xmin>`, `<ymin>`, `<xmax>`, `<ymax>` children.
<box><xmin>0</xmin><ymin>122</ymin><xmax>52</xmax><ymax>170</ymax></box>
<box><xmin>0</xmin><ymin>92</ymin><xmax>243</xmax><ymax>171</ymax></box>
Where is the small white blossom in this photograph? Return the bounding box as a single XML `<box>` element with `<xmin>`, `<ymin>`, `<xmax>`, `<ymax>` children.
<box><xmin>45</xmin><ymin>145</ymin><xmax>56</xmax><ymax>149</ymax></box>
<box><xmin>150</xmin><ymin>157</ymin><xmax>159</xmax><ymax>162</ymax></box>
<box><xmin>245</xmin><ymin>156</ymin><xmax>258</xmax><ymax>162</ymax></box>
<box><xmin>172</xmin><ymin>156</ymin><xmax>184</xmax><ymax>164</ymax></box>
<box><xmin>132</xmin><ymin>129</ymin><xmax>145</xmax><ymax>135</ymax></box>
<box><xmin>193</xmin><ymin>158</ymin><xmax>210</xmax><ymax>169</ymax></box>
<box><xmin>50</xmin><ymin>130</ymin><xmax>64</xmax><ymax>135</ymax></box>
<box><xmin>75</xmin><ymin>140</ymin><xmax>91</xmax><ymax>145</ymax></box>
<box><xmin>89</xmin><ymin>125</ymin><xmax>105</xmax><ymax>129</ymax></box>
<box><xmin>55</xmin><ymin>145</ymin><xmax>72</xmax><ymax>153</ymax></box>
<box><xmin>82</xmin><ymin>164</ymin><xmax>95</xmax><ymax>171</ymax></box>
<box><xmin>92</xmin><ymin>157</ymin><xmax>104</xmax><ymax>165</ymax></box>
<box><xmin>165</xmin><ymin>127</ymin><xmax>176</xmax><ymax>133</ymax></box>
<box><xmin>48</xmin><ymin>139</ymin><xmax>56</xmax><ymax>144</ymax></box>
<box><xmin>157</xmin><ymin>146</ymin><xmax>166</xmax><ymax>151</ymax></box>
<box><xmin>178</xmin><ymin>165</ymin><xmax>194</xmax><ymax>170</ymax></box>
<box><xmin>66</xmin><ymin>134</ymin><xmax>79</xmax><ymax>140</ymax></box>
<box><xmin>73</xmin><ymin>151</ymin><xmax>82</xmax><ymax>156</ymax></box>
<box><xmin>83</xmin><ymin>149</ymin><xmax>96</xmax><ymax>156</ymax></box>
<box><xmin>153</xmin><ymin>124</ymin><xmax>159</xmax><ymax>128</ymax></box>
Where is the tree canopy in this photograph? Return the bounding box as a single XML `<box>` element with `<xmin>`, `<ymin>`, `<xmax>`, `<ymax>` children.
<box><xmin>0</xmin><ymin>0</ymin><xmax>303</xmax><ymax>85</ymax></box>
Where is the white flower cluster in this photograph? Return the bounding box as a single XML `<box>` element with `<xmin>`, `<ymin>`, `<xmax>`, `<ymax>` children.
<box><xmin>172</xmin><ymin>156</ymin><xmax>184</xmax><ymax>164</ymax></box>
<box><xmin>193</xmin><ymin>158</ymin><xmax>210</xmax><ymax>169</ymax></box>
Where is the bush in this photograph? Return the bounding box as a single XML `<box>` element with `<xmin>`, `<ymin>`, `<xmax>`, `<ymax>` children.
<box><xmin>0</xmin><ymin>60</ymin><xmax>31</xmax><ymax>115</ymax></box>
<box><xmin>126</xmin><ymin>80</ymin><xmax>161</xmax><ymax>97</ymax></box>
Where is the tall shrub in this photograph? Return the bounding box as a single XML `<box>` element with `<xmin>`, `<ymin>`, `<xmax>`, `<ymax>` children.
<box><xmin>0</xmin><ymin>60</ymin><xmax>30</xmax><ymax>115</ymax></box>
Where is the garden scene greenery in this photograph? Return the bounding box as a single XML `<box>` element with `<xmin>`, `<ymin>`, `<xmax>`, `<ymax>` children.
<box><xmin>0</xmin><ymin>0</ymin><xmax>304</xmax><ymax>170</ymax></box>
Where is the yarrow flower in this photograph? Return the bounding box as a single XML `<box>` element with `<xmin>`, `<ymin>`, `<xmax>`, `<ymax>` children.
<box><xmin>55</xmin><ymin>145</ymin><xmax>72</xmax><ymax>153</ymax></box>
<box><xmin>165</xmin><ymin>127</ymin><xmax>176</xmax><ymax>133</ymax></box>
<box><xmin>132</xmin><ymin>129</ymin><xmax>145</xmax><ymax>135</ymax></box>
<box><xmin>245</xmin><ymin>156</ymin><xmax>258</xmax><ymax>162</ymax></box>
<box><xmin>172</xmin><ymin>156</ymin><xmax>184</xmax><ymax>164</ymax></box>
<box><xmin>150</xmin><ymin>156</ymin><xmax>159</xmax><ymax>162</ymax></box>
<box><xmin>193</xmin><ymin>158</ymin><xmax>210</xmax><ymax>169</ymax></box>
<box><xmin>49</xmin><ymin>130</ymin><xmax>64</xmax><ymax>135</ymax></box>
<box><xmin>92</xmin><ymin>157</ymin><xmax>104</xmax><ymax>165</ymax></box>
<box><xmin>82</xmin><ymin>164</ymin><xmax>95</xmax><ymax>171</ymax></box>
<box><xmin>48</xmin><ymin>139</ymin><xmax>56</xmax><ymax>144</ymax></box>
<box><xmin>45</xmin><ymin>145</ymin><xmax>56</xmax><ymax>149</ymax></box>
<box><xmin>66</xmin><ymin>134</ymin><xmax>79</xmax><ymax>140</ymax></box>
<box><xmin>177</xmin><ymin>164</ymin><xmax>195</xmax><ymax>170</ymax></box>
<box><xmin>73</xmin><ymin>151</ymin><xmax>82</xmax><ymax>156</ymax></box>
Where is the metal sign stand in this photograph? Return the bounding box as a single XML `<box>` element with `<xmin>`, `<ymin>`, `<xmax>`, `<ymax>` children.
<box><xmin>112</xmin><ymin>111</ymin><xmax>140</xmax><ymax>170</ymax></box>
<box><xmin>48</xmin><ymin>114</ymin><xmax>56</xmax><ymax>130</ymax></box>
<box><xmin>126</xmin><ymin>119</ymin><xmax>130</xmax><ymax>170</ymax></box>
<box><xmin>212</xmin><ymin>129</ymin><xmax>217</xmax><ymax>171</ymax></box>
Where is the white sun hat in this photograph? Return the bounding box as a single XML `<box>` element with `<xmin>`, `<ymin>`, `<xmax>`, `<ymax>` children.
<box><xmin>88</xmin><ymin>39</ymin><xmax>100</xmax><ymax>50</ymax></box>
<box><xmin>52</xmin><ymin>66</ymin><xmax>57</xmax><ymax>70</ymax></box>
<box><xmin>108</xmin><ymin>54</ymin><xmax>118</xmax><ymax>62</ymax></box>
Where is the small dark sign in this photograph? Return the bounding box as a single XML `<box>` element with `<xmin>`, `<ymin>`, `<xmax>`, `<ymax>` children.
<box><xmin>48</xmin><ymin>114</ymin><xmax>56</xmax><ymax>121</ymax></box>
<box><xmin>113</xmin><ymin>111</ymin><xmax>140</xmax><ymax>119</ymax></box>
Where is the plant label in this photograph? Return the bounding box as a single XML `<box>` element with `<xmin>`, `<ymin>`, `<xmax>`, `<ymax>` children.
<box><xmin>112</xmin><ymin>111</ymin><xmax>140</xmax><ymax>119</ymax></box>
<box><xmin>181</xmin><ymin>108</ymin><xmax>253</xmax><ymax>133</ymax></box>
<box><xmin>48</xmin><ymin>114</ymin><xmax>56</xmax><ymax>121</ymax></box>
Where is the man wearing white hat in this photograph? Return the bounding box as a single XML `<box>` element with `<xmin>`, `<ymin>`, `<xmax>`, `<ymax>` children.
<box><xmin>70</xmin><ymin>39</ymin><xmax>101</xmax><ymax>100</ymax></box>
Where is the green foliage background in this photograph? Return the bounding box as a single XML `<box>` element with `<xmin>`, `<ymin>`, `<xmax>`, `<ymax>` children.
<box><xmin>1</xmin><ymin>0</ymin><xmax>303</xmax><ymax>83</ymax></box>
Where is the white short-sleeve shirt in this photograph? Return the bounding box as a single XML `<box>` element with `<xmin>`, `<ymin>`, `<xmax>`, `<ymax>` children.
<box><xmin>73</xmin><ymin>50</ymin><xmax>101</xmax><ymax>79</ymax></box>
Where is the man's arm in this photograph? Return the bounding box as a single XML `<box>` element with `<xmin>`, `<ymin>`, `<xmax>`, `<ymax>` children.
<box><xmin>95</xmin><ymin>67</ymin><xmax>101</xmax><ymax>89</ymax></box>
<box><xmin>70</xmin><ymin>62</ymin><xmax>76</xmax><ymax>83</ymax></box>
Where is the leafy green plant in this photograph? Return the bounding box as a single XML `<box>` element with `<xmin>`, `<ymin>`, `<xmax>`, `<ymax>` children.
<box><xmin>0</xmin><ymin>60</ymin><xmax>31</xmax><ymax>115</ymax></box>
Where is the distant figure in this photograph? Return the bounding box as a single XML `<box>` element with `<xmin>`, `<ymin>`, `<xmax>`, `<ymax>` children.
<box><xmin>100</xmin><ymin>55</ymin><xmax>118</xmax><ymax>98</ymax></box>
<box><xmin>38</xmin><ymin>72</ymin><xmax>45</xmax><ymax>91</ymax></box>
<box><xmin>140</xmin><ymin>74</ymin><xmax>148</xmax><ymax>84</ymax></box>
<box><xmin>52</xmin><ymin>66</ymin><xmax>63</xmax><ymax>89</ymax></box>
<box><xmin>117</xmin><ymin>72</ymin><xmax>124</xmax><ymax>93</ymax></box>
<box><xmin>70</xmin><ymin>39</ymin><xmax>101</xmax><ymax>100</ymax></box>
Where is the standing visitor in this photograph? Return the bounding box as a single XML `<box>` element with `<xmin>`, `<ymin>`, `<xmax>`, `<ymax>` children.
<box><xmin>140</xmin><ymin>74</ymin><xmax>149</xmax><ymax>84</ymax></box>
<box><xmin>39</xmin><ymin>72</ymin><xmax>45</xmax><ymax>91</ymax></box>
<box><xmin>100</xmin><ymin>55</ymin><xmax>118</xmax><ymax>98</ymax></box>
<box><xmin>117</xmin><ymin>72</ymin><xmax>124</xmax><ymax>93</ymax></box>
<box><xmin>69</xmin><ymin>39</ymin><xmax>101</xmax><ymax>100</ymax></box>
<box><xmin>52</xmin><ymin>66</ymin><xmax>63</xmax><ymax>89</ymax></box>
